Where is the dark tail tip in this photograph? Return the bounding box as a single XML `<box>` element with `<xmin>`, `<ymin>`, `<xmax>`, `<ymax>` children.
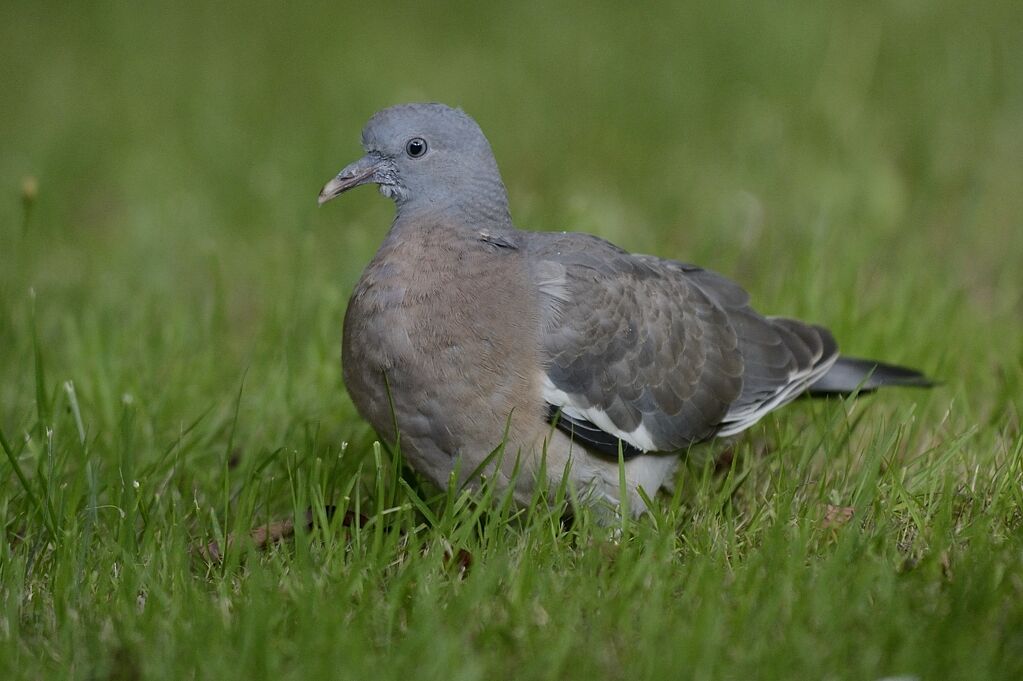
<box><xmin>807</xmin><ymin>356</ymin><xmax>937</xmax><ymax>396</ymax></box>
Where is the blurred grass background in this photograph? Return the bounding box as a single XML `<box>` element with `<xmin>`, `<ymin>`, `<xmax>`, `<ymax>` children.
<box><xmin>2</xmin><ymin>1</ymin><xmax>1022</xmax><ymax>679</ymax></box>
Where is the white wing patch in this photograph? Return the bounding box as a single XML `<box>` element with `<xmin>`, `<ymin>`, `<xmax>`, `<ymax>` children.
<box><xmin>542</xmin><ymin>374</ymin><xmax>658</xmax><ymax>452</ymax></box>
<box><xmin>715</xmin><ymin>352</ymin><xmax>838</xmax><ymax>437</ymax></box>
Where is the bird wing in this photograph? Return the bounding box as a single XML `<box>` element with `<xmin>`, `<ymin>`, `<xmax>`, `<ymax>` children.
<box><xmin>527</xmin><ymin>231</ymin><xmax>838</xmax><ymax>455</ymax></box>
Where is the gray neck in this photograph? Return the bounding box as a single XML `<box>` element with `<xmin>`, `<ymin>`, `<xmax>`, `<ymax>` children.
<box><xmin>394</xmin><ymin>167</ymin><xmax>514</xmax><ymax>230</ymax></box>
<box><xmin>395</xmin><ymin>198</ymin><xmax>512</xmax><ymax>231</ymax></box>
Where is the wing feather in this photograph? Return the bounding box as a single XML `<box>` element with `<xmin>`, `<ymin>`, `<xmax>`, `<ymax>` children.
<box><xmin>527</xmin><ymin>231</ymin><xmax>840</xmax><ymax>452</ymax></box>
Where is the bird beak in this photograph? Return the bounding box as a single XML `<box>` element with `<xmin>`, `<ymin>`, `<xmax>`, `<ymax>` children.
<box><xmin>318</xmin><ymin>154</ymin><xmax>387</xmax><ymax>205</ymax></box>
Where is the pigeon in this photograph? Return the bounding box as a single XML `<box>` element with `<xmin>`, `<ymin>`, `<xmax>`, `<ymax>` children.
<box><xmin>319</xmin><ymin>103</ymin><xmax>932</xmax><ymax>515</ymax></box>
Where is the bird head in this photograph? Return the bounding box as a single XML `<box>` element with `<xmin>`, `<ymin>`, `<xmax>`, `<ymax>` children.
<box><xmin>318</xmin><ymin>102</ymin><xmax>511</xmax><ymax>225</ymax></box>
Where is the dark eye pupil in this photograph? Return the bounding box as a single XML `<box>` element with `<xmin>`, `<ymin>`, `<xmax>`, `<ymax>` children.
<box><xmin>406</xmin><ymin>138</ymin><xmax>426</xmax><ymax>157</ymax></box>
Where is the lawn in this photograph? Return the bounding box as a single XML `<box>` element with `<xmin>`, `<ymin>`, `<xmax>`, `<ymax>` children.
<box><xmin>2</xmin><ymin>1</ymin><xmax>1022</xmax><ymax>679</ymax></box>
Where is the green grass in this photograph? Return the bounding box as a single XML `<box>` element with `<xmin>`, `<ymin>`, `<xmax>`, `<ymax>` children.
<box><xmin>3</xmin><ymin>1</ymin><xmax>1023</xmax><ymax>679</ymax></box>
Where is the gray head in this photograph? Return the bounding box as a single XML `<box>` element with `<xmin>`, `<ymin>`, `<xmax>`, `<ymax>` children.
<box><xmin>319</xmin><ymin>103</ymin><xmax>511</xmax><ymax>226</ymax></box>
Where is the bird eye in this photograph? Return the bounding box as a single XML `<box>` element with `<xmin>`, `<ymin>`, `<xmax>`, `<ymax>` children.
<box><xmin>405</xmin><ymin>137</ymin><xmax>427</xmax><ymax>158</ymax></box>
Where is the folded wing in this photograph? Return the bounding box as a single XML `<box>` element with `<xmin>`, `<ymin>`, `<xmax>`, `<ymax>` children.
<box><xmin>527</xmin><ymin>232</ymin><xmax>838</xmax><ymax>456</ymax></box>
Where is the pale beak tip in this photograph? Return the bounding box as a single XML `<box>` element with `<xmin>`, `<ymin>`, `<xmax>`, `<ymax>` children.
<box><xmin>317</xmin><ymin>177</ymin><xmax>343</xmax><ymax>206</ymax></box>
<box><xmin>318</xmin><ymin>156</ymin><xmax>382</xmax><ymax>207</ymax></box>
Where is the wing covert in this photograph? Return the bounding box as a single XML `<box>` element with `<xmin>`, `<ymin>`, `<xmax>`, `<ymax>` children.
<box><xmin>527</xmin><ymin>231</ymin><xmax>841</xmax><ymax>454</ymax></box>
<box><xmin>528</xmin><ymin>232</ymin><xmax>744</xmax><ymax>453</ymax></box>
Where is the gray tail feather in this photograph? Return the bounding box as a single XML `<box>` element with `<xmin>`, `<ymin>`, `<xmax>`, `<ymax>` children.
<box><xmin>807</xmin><ymin>356</ymin><xmax>936</xmax><ymax>396</ymax></box>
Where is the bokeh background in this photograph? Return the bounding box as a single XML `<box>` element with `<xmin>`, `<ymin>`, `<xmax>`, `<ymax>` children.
<box><xmin>3</xmin><ymin>1</ymin><xmax>1021</xmax><ymax>431</ymax></box>
<box><xmin>2</xmin><ymin>1</ymin><xmax>1022</xmax><ymax>678</ymax></box>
